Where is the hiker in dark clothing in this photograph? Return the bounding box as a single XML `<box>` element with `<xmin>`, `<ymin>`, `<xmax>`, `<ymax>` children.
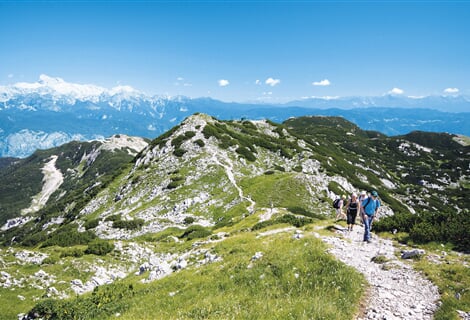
<box><xmin>345</xmin><ymin>193</ymin><xmax>360</xmax><ymax>231</ymax></box>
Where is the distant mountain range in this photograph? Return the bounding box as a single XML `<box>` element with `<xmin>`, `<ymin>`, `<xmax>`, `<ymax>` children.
<box><xmin>1</xmin><ymin>75</ymin><xmax>469</xmax><ymax>158</ymax></box>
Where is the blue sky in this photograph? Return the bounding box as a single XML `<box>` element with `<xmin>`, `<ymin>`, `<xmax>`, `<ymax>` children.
<box><xmin>1</xmin><ymin>0</ymin><xmax>469</xmax><ymax>102</ymax></box>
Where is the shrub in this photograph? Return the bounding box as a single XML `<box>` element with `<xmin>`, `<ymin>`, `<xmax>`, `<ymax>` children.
<box><xmin>328</xmin><ymin>181</ymin><xmax>347</xmax><ymax>197</ymax></box>
<box><xmin>112</xmin><ymin>219</ymin><xmax>145</xmax><ymax>230</ymax></box>
<box><xmin>85</xmin><ymin>240</ymin><xmax>115</xmax><ymax>255</ymax></box>
<box><xmin>61</xmin><ymin>247</ymin><xmax>85</xmax><ymax>258</ymax></box>
<box><xmin>183</xmin><ymin>217</ymin><xmax>195</xmax><ymax>225</ymax></box>
<box><xmin>371</xmin><ymin>255</ymin><xmax>388</xmax><ymax>264</ymax></box>
<box><xmin>171</xmin><ymin>135</ymin><xmax>187</xmax><ymax>148</ymax></box>
<box><xmin>105</xmin><ymin>214</ymin><xmax>121</xmax><ymax>222</ymax></box>
<box><xmin>202</xmin><ymin>124</ymin><xmax>220</xmax><ymax>139</ymax></box>
<box><xmin>287</xmin><ymin>206</ymin><xmax>325</xmax><ymax>220</ymax></box>
<box><xmin>173</xmin><ymin>148</ymin><xmax>186</xmax><ymax>157</ymax></box>
<box><xmin>179</xmin><ymin>225</ymin><xmax>212</xmax><ymax>240</ymax></box>
<box><xmin>166</xmin><ymin>180</ymin><xmax>182</xmax><ymax>189</ymax></box>
<box><xmin>26</xmin><ymin>283</ymin><xmax>135</xmax><ymax>319</ymax></box>
<box><xmin>42</xmin><ymin>255</ymin><xmax>60</xmax><ymax>265</ymax></box>
<box><xmin>84</xmin><ymin>218</ymin><xmax>100</xmax><ymax>230</ymax></box>
<box><xmin>41</xmin><ymin>225</ymin><xmax>96</xmax><ymax>247</ymax></box>
<box><xmin>252</xmin><ymin>214</ymin><xmax>314</xmax><ymax>230</ymax></box>
<box><xmin>235</xmin><ymin>147</ymin><xmax>256</xmax><ymax>162</ymax></box>
<box><xmin>375</xmin><ymin>210</ymin><xmax>470</xmax><ymax>252</ymax></box>
<box><xmin>185</xmin><ymin>131</ymin><xmax>196</xmax><ymax>138</ymax></box>
<box><xmin>22</xmin><ymin>231</ymin><xmax>48</xmax><ymax>247</ymax></box>
<box><xmin>277</xmin><ymin>214</ymin><xmax>313</xmax><ymax>227</ymax></box>
<box><xmin>194</xmin><ymin>139</ymin><xmax>205</xmax><ymax>147</ymax></box>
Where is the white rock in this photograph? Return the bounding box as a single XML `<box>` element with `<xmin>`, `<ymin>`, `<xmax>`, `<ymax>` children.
<box><xmin>401</xmin><ymin>249</ymin><xmax>425</xmax><ymax>259</ymax></box>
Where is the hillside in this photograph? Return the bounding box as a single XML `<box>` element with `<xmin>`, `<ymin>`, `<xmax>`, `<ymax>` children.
<box><xmin>0</xmin><ymin>114</ymin><xmax>468</xmax><ymax>319</ymax></box>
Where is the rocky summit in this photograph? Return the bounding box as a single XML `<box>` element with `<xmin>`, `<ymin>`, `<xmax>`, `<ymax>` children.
<box><xmin>0</xmin><ymin>113</ymin><xmax>468</xmax><ymax>319</ymax></box>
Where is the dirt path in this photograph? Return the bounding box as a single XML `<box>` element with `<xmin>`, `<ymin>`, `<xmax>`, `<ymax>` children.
<box><xmin>321</xmin><ymin>225</ymin><xmax>440</xmax><ymax>320</ymax></box>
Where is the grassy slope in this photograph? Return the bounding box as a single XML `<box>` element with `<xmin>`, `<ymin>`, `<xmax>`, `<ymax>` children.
<box><xmin>119</xmin><ymin>232</ymin><xmax>365</xmax><ymax>320</ymax></box>
<box><xmin>3</xmin><ymin>225</ymin><xmax>366</xmax><ymax>320</ymax></box>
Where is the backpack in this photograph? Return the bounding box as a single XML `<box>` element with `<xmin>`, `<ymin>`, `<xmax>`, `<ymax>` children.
<box><xmin>333</xmin><ymin>198</ymin><xmax>341</xmax><ymax>209</ymax></box>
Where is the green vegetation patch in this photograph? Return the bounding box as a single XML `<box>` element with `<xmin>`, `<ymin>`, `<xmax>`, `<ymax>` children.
<box><xmin>26</xmin><ymin>282</ymin><xmax>135</xmax><ymax>320</ymax></box>
<box><xmin>179</xmin><ymin>225</ymin><xmax>212</xmax><ymax>241</ymax></box>
<box><xmin>241</xmin><ymin>173</ymin><xmax>313</xmax><ymax>210</ymax></box>
<box><xmin>85</xmin><ymin>240</ymin><xmax>115</xmax><ymax>256</ymax></box>
<box><xmin>252</xmin><ymin>214</ymin><xmax>314</xmax><ymax>231</ymax></box>
<box><xmin>112</xmin><ymin>219</ymin><xmax>145</xmax><ymax>230</ymax></box>
<box><xmin>118</xmin><ymin>233</ymin><xmax>365</xmax><ymax>319</ymax></box>
<box><xmin>374</xmin><ymin>211</ymin><xmax>470</xmax><ymax>252</ymax></box>
<box><xmin>413</xmin><ymin>250</ymin><xmax>470</xmax><ymax>320</ymax></box>
<box><xmin>41</xmin><ymin>224</ymin><xmax>96</xmax><ymax>248</ymax></box>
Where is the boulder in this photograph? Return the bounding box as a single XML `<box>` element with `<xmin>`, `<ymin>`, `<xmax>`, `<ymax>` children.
<box><xmin>401</xmin><ymin>249</ymin><xmax>425</xmax><ymax>259</ymax></box>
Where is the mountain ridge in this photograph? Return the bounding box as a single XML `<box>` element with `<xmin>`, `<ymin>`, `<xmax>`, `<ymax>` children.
<box><xmin>0</xmin><ymin>113</ymin><xmax>468</xmax><ymax>319</ymax></box>
<box><xmin>1</xmin><ymin>75</ymin><xmax>469</xmax><ymax>158</ymax></box>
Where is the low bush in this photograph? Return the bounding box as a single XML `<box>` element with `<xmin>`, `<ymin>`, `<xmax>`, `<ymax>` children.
<box><xmin>26</xmin><ymin>282</ymin><xmax>135</xmax><ymax>319</ymax></box>
<box><xmin>194</xmin><ymin>139</ymin><xmax>205</xmax><ymax>147</ymax></box>
<box><xmin>85</xmin><ymin>240</ymin><xmax>115</xmax><ymax>256</ymax></box>
<box><xmin>41</xmin><ymin>225</ymin><xmax>96</xmax><ymax>247</ymax></box>
<box><xmin>375</xmin><ymin>211</ymin><xmax>469</xmax><ymax>252</ymax></box>
<box><xmin>84</xmin><ymin>218</ymin><xmax>100</xmax><ymax>230</ymax></box>
<box><xmin>287</xmin><ymin>206</ymin><xmax>325</xmax><ymax>220</ymax></box>
<box><xmin>183</xmin><ymin>217</ymin><xmax>195</xmax><ymax>225</ymax></box>
<box><xmin>179</xmin><ymin>225</ymin><xmax>212</xmax><ymax>240</ymax></box>
<box><xmin>105</xmin><ymin>214</ymin><xmax>121</xmax><ymax>222</ymax></box>
<box><xmin>252</xmin><ymin>214</ymin><xmax>314</xmax><ymax>231</ymax></box>
<box><xmin>60</xmin><ymin>247</ymin><xmax>85</xmax><ymax>258</ymax></box>
<box><xmin>236</xmin><ymin>147</ymin><xmax>256</xmax><ymax>162</ymax></box>
<box><xmin>166</xmin><ymin>180</ymin><xmax>182</xmax><ymax>189</ymax></box>
<box><xmin>173</xmin><ymin>148</ymin><xmax>186</xmax><ymax>157</ymax></box>
<box><xmin>113</xmin><ymin>219</ymin><xmax>145</xmax><ymax>230</ymax></box>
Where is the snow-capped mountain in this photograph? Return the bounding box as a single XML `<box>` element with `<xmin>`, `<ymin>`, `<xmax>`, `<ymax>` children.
<box><xmin>0</xmin><ymin>75</ymin><xmax>469</xmax><ymax>158</ymax></box>
<box><xmin>0</xmin><ymin>74</ymin><xmax>143</xmax><ymax>105</ymax></box>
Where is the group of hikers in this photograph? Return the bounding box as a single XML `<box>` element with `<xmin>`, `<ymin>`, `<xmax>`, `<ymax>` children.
<box><xmin>333</xmin><ymin>190</ymin><xmax>380</xmax><ymax>243</ymax></box>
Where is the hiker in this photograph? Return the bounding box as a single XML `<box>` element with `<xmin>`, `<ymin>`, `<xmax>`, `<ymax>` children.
<box><xmin>334</xmin><ymin>195</ymin><xmax>346</xmax><ymax>220</ymax></box>
<box><xmin>345</xmin><ymin>193</ymin><xmax>360</xmax><ymax>231</ymax></box>
<box><xmin>358</xmin><ymin>191</ymin><xmax>368</xmax><ymax>223</ymax></box>
<box><xmin>361</xmin><ymin>190</ymin><xmax>380</xmax><ymax>243</ymax></box>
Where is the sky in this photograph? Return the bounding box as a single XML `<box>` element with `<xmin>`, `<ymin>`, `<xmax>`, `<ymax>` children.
<box><xmin>1</xmin><ymin>0</ymin><xmax>469</xmax><ymax>103</ymax></box>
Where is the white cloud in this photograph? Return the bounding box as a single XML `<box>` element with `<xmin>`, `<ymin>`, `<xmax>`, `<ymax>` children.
<box><xmin>388</xmin><ymin>87</ymin><xmax>404</xmax><ymax>95</ymax></box>
<box><xmin>7</xmin><ymin>74</ymin><xmax>14</xmax><ymax>79</ymax></box>
<box><xmin>265</xmin><ymin>77</ymin><xmax>280</xmax><ymax>86</ymax></box>
<box><xmin>444</xmin><ymin>87</ymin><xmax>459</xmax><ymax>94</ymax></box>
<box><xmin>255</xmin><ymin>79</ymin><xmax>261</xmax><ymax>85</ymax></box>
<box><xmin>176</xmin><ymin>77</ymin><xmax>184</xmax><ymax>81</ymax></box>
<box><xmin>218</xmin><ymin>79</ymin><xmax>230</xmax><ymax>87</ymax></box>
<box><xmin>312</xmin><ymin>79</ymin><xmax>330</xmax><ymax>86</ymax></box>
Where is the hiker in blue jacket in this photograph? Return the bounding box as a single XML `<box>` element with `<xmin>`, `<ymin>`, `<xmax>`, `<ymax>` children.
<box><xmin>361</xmin><ymin>190</ymin><xmax>380</xmax><ymax>243</ymax></box>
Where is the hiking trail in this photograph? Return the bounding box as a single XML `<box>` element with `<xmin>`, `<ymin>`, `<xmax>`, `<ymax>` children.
<box><xmin>320</xmin><ymin>225</ymin><xmax>440</xmax><ymax>320</ymax></box>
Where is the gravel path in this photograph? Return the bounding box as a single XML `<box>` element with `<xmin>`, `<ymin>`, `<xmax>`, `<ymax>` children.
<box><xmin>321</xmin><ymin>225</ymin><xmax>440</xmax><ymax>320</ymax></box>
